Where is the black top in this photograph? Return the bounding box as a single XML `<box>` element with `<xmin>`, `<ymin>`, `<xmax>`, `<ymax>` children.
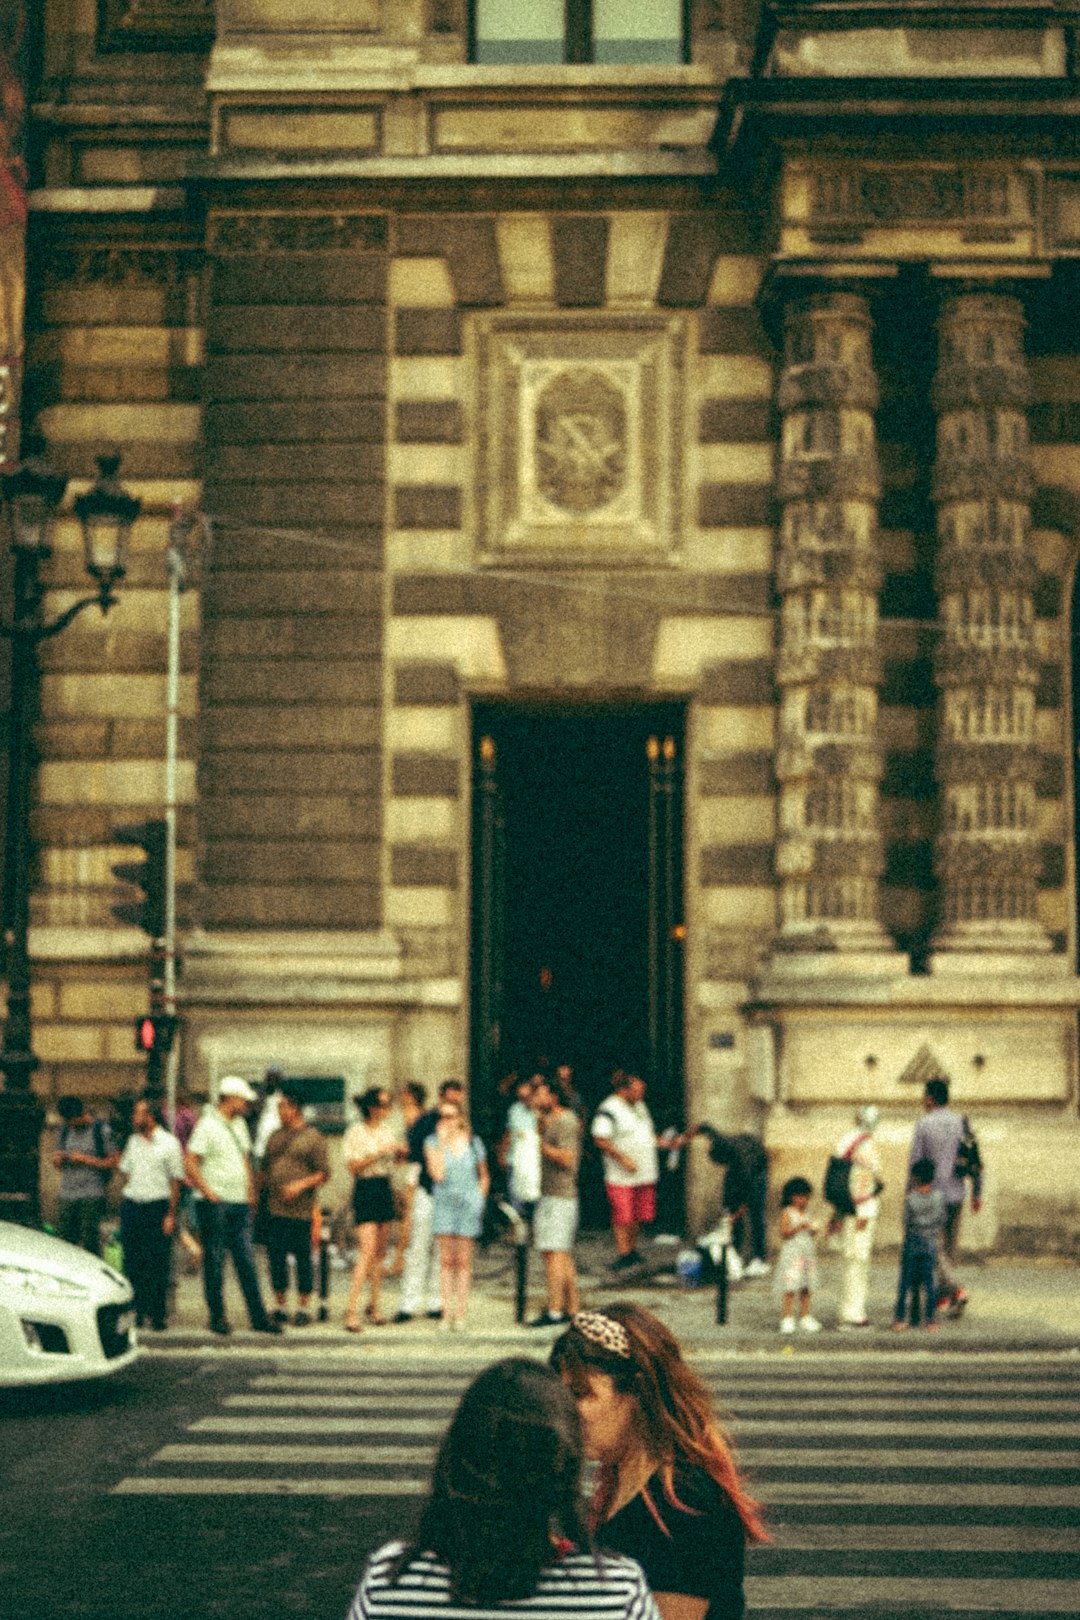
<box><xmin>597</xmin><ymin>1461</ymin><xmax>746</xmax><ymax>1620</ymax></box>
<box><xmin>407</xmin><ymin>1109</ymin><xmax>441</xmax><ymax>1195</ymax></box>
<box><xmin>700</xmin><ymin>1130</ymin><xmax>767</xmax><ymax>1212</ymax></box>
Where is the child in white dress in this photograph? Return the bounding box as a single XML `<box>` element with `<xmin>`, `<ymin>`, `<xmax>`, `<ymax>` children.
<box><xmin>775</xmin><ymin>1176</ymin><xmax>821</xmax><ymax>1334</ymax></box>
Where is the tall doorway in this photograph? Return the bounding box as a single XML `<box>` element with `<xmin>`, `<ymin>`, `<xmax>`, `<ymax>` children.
<box><xmin>470</xmin><ymin>702</ymin><xmax>686</xmax><ymax>1224</ymax></box>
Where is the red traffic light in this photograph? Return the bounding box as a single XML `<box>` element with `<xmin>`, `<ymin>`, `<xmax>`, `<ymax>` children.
<box><xmin>134</xmin><ymin>1013</ymin><xmax>177</xmax><ymax>1055</ymax></box>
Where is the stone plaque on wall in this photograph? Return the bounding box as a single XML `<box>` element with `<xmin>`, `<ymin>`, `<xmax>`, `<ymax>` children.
<box><xmin>476</xmin><ymin>314</ymin><xmax>687</xmax><ymax>563</ymax></box>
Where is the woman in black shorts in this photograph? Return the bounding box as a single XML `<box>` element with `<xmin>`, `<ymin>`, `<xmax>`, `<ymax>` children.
<box><xmin>551</xmin><ymin>1305</ymin><xmax>768</xmax><ymax>1620</ymax></box>
<box><xmin>342</xmin><ymin>1088</ymin><xmax>406</xmax><ymax>1330</ymax></box>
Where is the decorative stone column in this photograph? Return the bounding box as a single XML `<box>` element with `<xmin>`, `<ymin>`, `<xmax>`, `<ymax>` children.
<box><xmin>773</xmin><ymin>291</ymin><xmax>895</xmax><ymax>958</ymax></box>
<box><xmin>930</xmin><ymin>291</ymin><xmax>1050</xmax><ymax>960</ymax></box>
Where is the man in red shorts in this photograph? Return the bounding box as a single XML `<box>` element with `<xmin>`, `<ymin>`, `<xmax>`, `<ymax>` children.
<box><xmin>591</xmin><ymin>1071</ymin><xmax>673</xmax><ymax>1271</ymax></box>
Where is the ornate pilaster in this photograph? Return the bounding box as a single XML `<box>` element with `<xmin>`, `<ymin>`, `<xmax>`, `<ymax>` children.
<box><xmin>930</xmin><ymin>292</ymin><xmax>1050</xmax><ymax>960</ymax></box>
<box><xmin>773</xmin><ymin>291</ymin><xmax>895</xmax><ymax>958</ymax></box>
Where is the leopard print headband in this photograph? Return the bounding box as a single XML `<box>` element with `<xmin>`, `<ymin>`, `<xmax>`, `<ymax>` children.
<box><xmin>571</xmin><ymin>1310</ymin><xmax>632</xmax><ymax>1359</ymax></box>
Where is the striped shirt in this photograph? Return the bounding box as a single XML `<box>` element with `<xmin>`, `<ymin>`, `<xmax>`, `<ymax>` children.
<box><xmin>348</xmin><ymin>1541</ymin><xmax>659</xmax><ymax>1620</ymax></box>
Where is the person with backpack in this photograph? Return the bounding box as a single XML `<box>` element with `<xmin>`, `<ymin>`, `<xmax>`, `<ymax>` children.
<box><xmin>52</xmin><ymin>1095</ymin><xmax>120</xmax><ymax>1255</ymax></box>
<box><xmin>908</xmin><ymin>1077</ymin><xmax>983</xmax><ymax>1318</ymax></box>
<box><xmin>827</xmin><ymin>1105</ymin><xmax>883</xmax><ymax>1329</ymax></box>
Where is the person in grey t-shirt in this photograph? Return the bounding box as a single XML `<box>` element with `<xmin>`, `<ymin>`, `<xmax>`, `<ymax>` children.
<box><xmin>893</xmin><ymin>1158</ymin><xmax>946</xmax><ymax>1332</ymax></box>
<box><xmin>52</xmin><ymin>1094</ymin><xmax>119</xmax><ymax>1256</ymax></box>
<box><xmin>528</xmin><ymin>1075</ymin><xmax>582</xmax><ymax>1329</ymax></box>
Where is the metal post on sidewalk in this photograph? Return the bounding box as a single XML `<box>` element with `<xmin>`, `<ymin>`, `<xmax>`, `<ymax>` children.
<box><xmin>318</xmin><ymin>1210</ymin><xmax>331</xmax><ymax>1323</ymax></box>
<box><xmin>714</xmin><ymin>1213</ymin><xmax>732</xmax><ymax>1326</ymax></box>
<box><xmin>500</xmin><ymin>1200</ymin><xmax>530</xmax><ymax>1323</ymax></box>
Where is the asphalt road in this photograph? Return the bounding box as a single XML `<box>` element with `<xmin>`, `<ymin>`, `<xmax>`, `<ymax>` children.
<box><xmin>2</xmin><ymin>1349</ymin><xmax>1079</xmax><ymax>1620</ymax></box>
<box><xmin>0</xmin><ymin>1356</ymin><xmax>409</xmax><ymax>1620</ymax></box>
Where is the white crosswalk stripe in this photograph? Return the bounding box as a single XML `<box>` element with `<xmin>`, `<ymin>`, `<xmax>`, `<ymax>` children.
<box><xmin>112</xmin><ymin>1354</ymin><xmax>1080</xmax><ymax>1617</ymax></box>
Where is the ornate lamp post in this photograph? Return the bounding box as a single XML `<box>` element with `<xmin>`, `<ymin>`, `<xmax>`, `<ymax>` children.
<box><xmin>0</xmin><ymin>438</ymin><xmax>139</xmax><ymax>1223</ymax></box>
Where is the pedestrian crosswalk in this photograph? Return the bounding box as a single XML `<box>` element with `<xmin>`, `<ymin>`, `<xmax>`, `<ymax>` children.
<box><xmin>113</xmin><ymin>1354</ymin><xmax>1080</xmax><ymax>1616</ymax></box>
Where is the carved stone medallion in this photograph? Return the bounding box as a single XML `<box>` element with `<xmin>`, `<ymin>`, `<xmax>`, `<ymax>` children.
<box><xmin>534</xmin><ymin>368</ymin><xmax>627</xmax><ymax>515</ymax></box>
<box><xmin>476</xmin><ymin>314</ymin><xmax>686</xmax><ymax>562</ymax></box>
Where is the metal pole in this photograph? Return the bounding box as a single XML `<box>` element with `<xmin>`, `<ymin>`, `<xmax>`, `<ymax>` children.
<box><xmin>514</xmin><ymin>1239</ymin><xmax>528</xmax><ymax>1324</ymax></box>
<box><xmin>162</xmin><ymin>507</ymin><xmax>187</xmax><ymax>1124</ymax></box>
<box><xmin>0</xmin><ymin>545</ymin><xmax>43</xmax><ymax>1220</ymax></box>
<box><xmin>715</xmin><ymin>1240</ymin><xmax>729</xmax><ymax>1325</ymax></box>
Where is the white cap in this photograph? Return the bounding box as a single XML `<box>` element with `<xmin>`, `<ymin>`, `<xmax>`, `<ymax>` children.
<box><xmin>219</xmin><ymin>1075</ymin><xmax>257</xmax><ymax>1103</ymax></box>
<box><xmin>856</xmin><ymin>1104</ymin><xmax>880</xmax><ymax>1131</ymax></box>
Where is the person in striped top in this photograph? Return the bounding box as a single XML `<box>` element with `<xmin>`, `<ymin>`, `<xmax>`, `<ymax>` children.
<box><xmin>347</xmin><ymin>1358</ymin><xmax>658</xmax><ymax>1620</ymax></box>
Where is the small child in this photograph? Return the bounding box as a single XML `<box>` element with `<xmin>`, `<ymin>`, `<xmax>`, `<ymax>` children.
<box><xmin>894</xmin><ymin>1156</ymin><xmax>946</xmax><ymax>1333</ymax></box>
<box><xmin>775</xmin><ymin>1176</ymin><xmax>821</xmax><ymax>1333</ymax></box>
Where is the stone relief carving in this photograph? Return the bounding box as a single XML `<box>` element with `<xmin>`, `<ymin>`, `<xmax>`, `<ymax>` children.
<box><xmin>534</xmin><ymin>368</ymin><xmax>627</xmax><ymax>516</ymax></box>
<box><xmin>39</xmin><ymin>247</ymin><xmax>201</xmax><ymax>286</ymax></box>
<box><xmin>812</xmin><ymin>169</ymin><xmax>1017</xmax><ymax>224</ymax></box>
<box><xmin>477</xmin><ymin>315</ymin><xmax>685</xmax><ymax>561</ymax></box>
<box><xmin>208</xmin><ymin>213</ymin><xmax>388</xmax><ymax>254</ymax></box>
<box><xmin>930</xmin><ymin>293</ymin><xmax>1050</xmax><ymax>951</ymax></box>
<box><xmin>773</xmin><ymin>292</ymin><xmax>890</xmax><ymax>951</ymax></box>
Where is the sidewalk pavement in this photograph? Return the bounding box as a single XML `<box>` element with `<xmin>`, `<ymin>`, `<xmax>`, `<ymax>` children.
<box><xmin>149</xmin><ymin>1230</ymin><xmax>1080</xmax><ymax>1354</ymax></box>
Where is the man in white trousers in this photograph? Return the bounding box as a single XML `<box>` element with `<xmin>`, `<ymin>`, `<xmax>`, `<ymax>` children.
<box><xmin>834</xmin><ymin>1103</ymin><xmax>883</xmax><ymax>1329</ymax></box>
<box><xmin>394</xmin><ymin>1079</ymin><xmax>464</xmax><ymax>1323</ymax></box>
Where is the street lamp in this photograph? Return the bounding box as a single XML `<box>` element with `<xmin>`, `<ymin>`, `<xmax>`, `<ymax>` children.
<box><xmin>0</xmin><ymin>438</ymin><xmax>140</xmax><ymax>1223</ymax></box>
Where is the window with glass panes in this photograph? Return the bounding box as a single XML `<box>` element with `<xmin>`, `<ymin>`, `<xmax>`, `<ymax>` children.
<box><xmin>472</xmin><ymin>1</ymin><xmax>686</xmax><ymax>65</ymax></box>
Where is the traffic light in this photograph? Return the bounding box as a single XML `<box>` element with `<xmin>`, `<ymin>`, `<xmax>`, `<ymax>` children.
<box><xmin>135</xmin><ymin>1013</ymin><xmax>177</xmax><ymax>1055</ymax></box>
<box><xmin>112</xmin><ymin>819</ymin><xmax>167</xmax><ymax>939</ymax></box>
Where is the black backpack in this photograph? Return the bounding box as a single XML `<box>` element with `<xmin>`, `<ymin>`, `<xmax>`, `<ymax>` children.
<box><xmin>823</xmin><ymin>1132</ymin><xmax>869</xmax><ymax>1217</ymax></box>
<box><xmin>954</xmin><ymin>1118</ymin><xmax>982</xmax><ymax>1180</ymax></box>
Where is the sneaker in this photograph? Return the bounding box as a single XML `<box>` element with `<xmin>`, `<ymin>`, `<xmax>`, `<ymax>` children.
<box><xmin>779</xmin><ymin>1316</ymin><xmax>796</xmax><ymax>1334</ymax></box>
<box><xmin>209</xmin><ymin>1316</ymin><xmax>231</xmax><ymax>1337</ymax></box>
<box><xmin>426</xmin><ymin>1309</ymin><xmax>444</xmax><ymax>1321</ymax></box>
<box><xmin>253</xmin><ymin>1318</ymin><xmax>284</xmax><ymax>1335</ymax></box>
<box><xmin>292</xmin><ymin>1311</ymin><xmax>312</xmax><ymax>1328</ymax></box>
<box><xmin>271</xmin><ymin>1308</ymin><xmax>289</xmax><ymax>1326</ymax></box>
<box><xmin>527</xmin><ymin>1311</ymin><xmax>569</xmax><ymax>1329</ymax></box>
<box><xmin>150</xmin><ymin>1317</ymin><xmax>167</xmax><ymax>1333</ymax></box>
<box><xmin>799</xmin><ymin>1316</ymin><xmax>823</xmax><ymax>1333</ymax></box>
<box><xmin>611</xmin><ymin>1251</ymin><xmax>644</xmax><ymax>1272</ymax></box>
<box><xmin>391</xmin><ymin>1311</ymin><xmax>414</xmax><ymax>1324</ymax></box>
<box><xmin>744</xmin><ymin>1258</ymin><xmax>771</xmax><ymax>1279</ymax></box>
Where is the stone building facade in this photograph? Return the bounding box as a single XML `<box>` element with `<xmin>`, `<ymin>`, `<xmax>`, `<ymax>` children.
<box><xmin>9</xmin><ymin>0</ymin><xmax>1080</xmax><ymax>1244</ymax></box>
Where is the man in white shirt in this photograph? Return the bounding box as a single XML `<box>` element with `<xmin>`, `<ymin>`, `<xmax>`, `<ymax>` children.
<box><xmin>185</xmin><ymin>1076</ymin><xmax>281</xmax><ymax>1337</ymax></box>
<box><xmin>591</xmin><ymin>1071</ymin><xmax>673</xmax><ymax>1271</ymax></box>
<box><xmin>118</xmin><ymin>1097</ymin><xmax>184</xmax><ymax>1331</ymax></box>
<box><xmin>832</xmin><ymin>1104</ymin><xmax>884</xmax><ymax>1329</ymax></box>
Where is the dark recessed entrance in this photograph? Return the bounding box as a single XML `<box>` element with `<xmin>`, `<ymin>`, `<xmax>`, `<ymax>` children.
<box><xmin>470</xmin><ymin>701</ymin><xmax>686</xmax><ymax>1224</ymax></box>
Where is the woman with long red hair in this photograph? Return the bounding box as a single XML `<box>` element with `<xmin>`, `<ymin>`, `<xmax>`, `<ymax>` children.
<box><xmin>551</xmin><ymin>1304</ymin><xmax>768</xmax><ymax>1620</ymax></box>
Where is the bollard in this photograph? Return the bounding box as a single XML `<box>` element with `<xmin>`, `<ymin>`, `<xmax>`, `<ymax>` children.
<box><xmin>716</xmin><ymin>1242</ymin><xmax>730</xmax><ymax>1324</ymax></box>
<box><xmin>711</xmin><ymin>1214</ymin><xmax>733</xmax><ymax>1326</ymax></box>
<box><xmin>499</xmin><ymin>1200</ymin><xmax>530</xmax><ymax>1323</ymax></box>
<box><xmin>515</xmin><ymin>1241</ymin><xmax>528</xmax><ymax>1324</ymax></box>
<box><xmin>317</xmin><ymin>1211</ymin><xmax>331</xmax><ymax>1323</ymax></box>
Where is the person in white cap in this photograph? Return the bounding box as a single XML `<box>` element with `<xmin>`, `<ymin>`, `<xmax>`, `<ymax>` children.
<box><xmin>832</xmin><ymin>1104</ymin><xmax>883</xmax><ymax>1329</ymax></box>
<box><xmin>184</xmin><ymin>1077</ymin><xmax>282</xmax><ymax>1337</ymax></box>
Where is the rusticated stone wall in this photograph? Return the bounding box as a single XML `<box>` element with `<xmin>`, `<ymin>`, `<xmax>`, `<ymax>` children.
<box><xmin>199</xmin><ymin>211</ymin><xmax>389</xmax><ymax>929</ymax></box>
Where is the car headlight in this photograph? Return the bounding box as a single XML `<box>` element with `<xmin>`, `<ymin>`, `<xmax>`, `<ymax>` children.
<box><xmin>0</xmin><ymin>1262</ymin><xmax>91</xmax><ymax>1300</ymax></box>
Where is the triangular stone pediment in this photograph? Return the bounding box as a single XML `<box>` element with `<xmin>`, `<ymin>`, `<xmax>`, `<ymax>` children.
<box><xmin>897</xmin><ymin>1044</ymin><xmax>954</xmax><ymax>1089</ymax></box>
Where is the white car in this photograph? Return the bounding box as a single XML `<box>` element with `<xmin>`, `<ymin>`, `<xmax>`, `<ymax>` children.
<box><xmin>0</xmin><ymin>1219</ymin><xmax>139</xmax><ymax>1387</ymax></box>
